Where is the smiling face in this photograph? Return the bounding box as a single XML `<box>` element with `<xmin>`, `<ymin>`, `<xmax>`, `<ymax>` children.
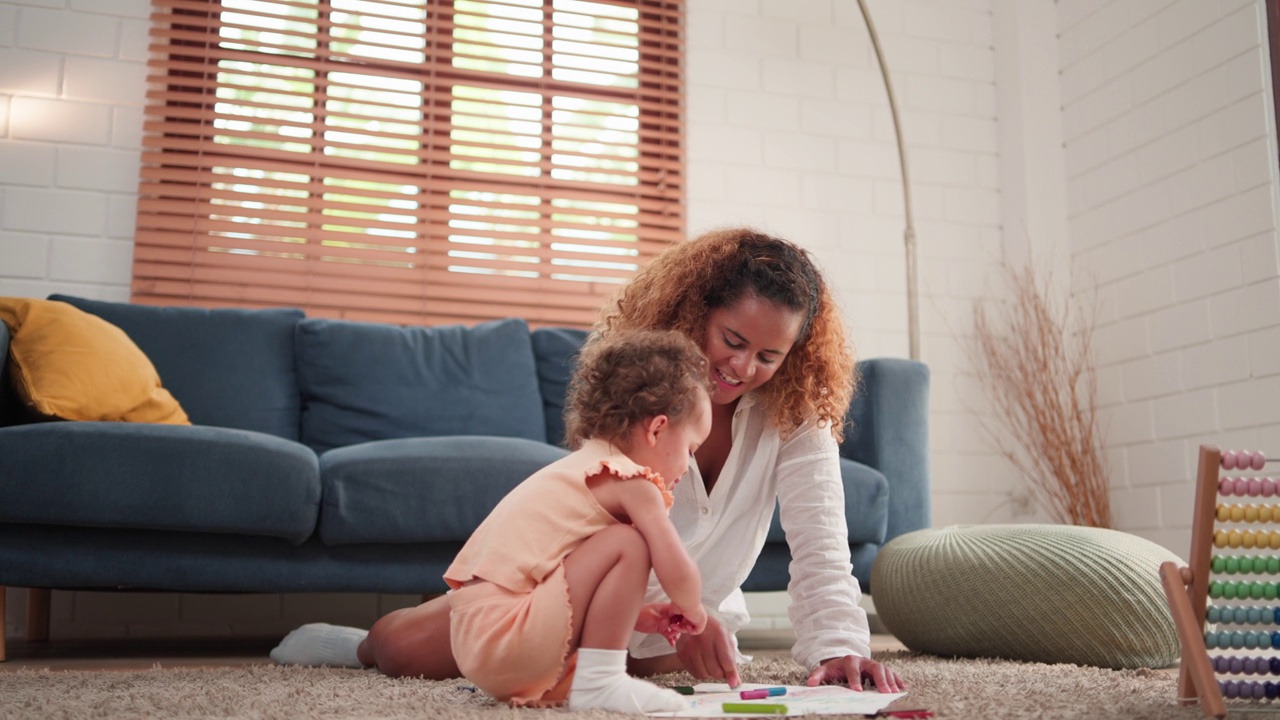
<box><xmin>703</xmin><ymin>293</ymin><xmax>805</xmax><ymax>406</ymax></box>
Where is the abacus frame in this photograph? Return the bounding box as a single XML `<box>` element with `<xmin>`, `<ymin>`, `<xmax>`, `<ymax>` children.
<box><xmin>1161</xmin><ymin>444</ymin><xmax>1278</xmax><ymax>719</ymax></box>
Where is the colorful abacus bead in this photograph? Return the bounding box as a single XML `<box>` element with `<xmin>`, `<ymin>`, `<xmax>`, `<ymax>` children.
<box><xmin>1212</xmin><ymin>656</ymin><xmax>1280</xmax><ymax>676</ymax></box>
<box><xmin>1254</xmin><ymin>451</ymin><xmax>1269</xmax><ymax>471</ymax></box>
<box><xmin>1224</xmin><ymin>451</ymin><xmax>1239</xmax><ymax>470</ymax></box>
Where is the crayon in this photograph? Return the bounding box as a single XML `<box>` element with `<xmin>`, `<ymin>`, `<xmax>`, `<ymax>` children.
<box><xmin>721</xmin><ymin>702</ymin><xmax>788</xmax><ymax>714</ymax></box>
<box><xmin>673</xmin><ymin>686</ymin><xmax>695</xmax><ymax>695</ymax></box>
<box><xmin>739</xmin><ymin>687</ymin><xmax>787</xmax><ymax>699</ymax></box>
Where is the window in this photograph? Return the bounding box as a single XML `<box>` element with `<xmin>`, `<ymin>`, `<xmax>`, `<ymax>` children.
<box><xmin>135</xmin><ymin>0</ymin><xmax>684</xmax><ymax>326</ymax></box>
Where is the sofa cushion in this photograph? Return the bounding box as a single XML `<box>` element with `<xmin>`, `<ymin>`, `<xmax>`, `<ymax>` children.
<box><xmin>317</xmin><ymin>435</ymin><xmax>569</xmax><ymax>545</ymax></box>
<box><xmin>530</xmin><ymin>327</ymin><xmax>590</xmax><ymax>449</ymax></box>
<box><xmin>0</xmin><ymin>422</ymin><xmax>320</xmax><ymax>544</ymax></box>
<box><xmin>49</xmin><ymin>295</ymin><xmax>304</xmax><ymax>440</ymax></box>
<box><xmin>765</xmin><ymin>458</ymin><xmax>888</xmax><ymax>545</ymax></box>
<box><xmin>841</xmin><ymin>358</ymin><xmax>931</xmax><ymax>541</ymax></box>
<box><xmin>296</xmin><ymin>317</ymin><xmax>546</xmax><ymax>453</ymax></box>
<box><xmin>0</xmin><ymin>297</ymin><xmax>189</xmax><ymax>424</ymax></box>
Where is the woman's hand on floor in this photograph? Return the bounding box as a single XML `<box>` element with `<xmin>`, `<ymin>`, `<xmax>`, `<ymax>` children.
<box><xmin>806</xmin><ymin>655</ymin><xmax>906</xmax><ymax>693</ymax></box>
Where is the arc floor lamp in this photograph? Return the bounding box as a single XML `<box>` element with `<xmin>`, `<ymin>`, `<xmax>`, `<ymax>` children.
<box><xmin>856</xmin><ymin>0</ymin><xmax>920</xmax><ymax>360</ymax></box>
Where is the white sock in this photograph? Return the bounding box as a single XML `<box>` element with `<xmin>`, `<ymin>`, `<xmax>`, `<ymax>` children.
<box><xmin>269</xmin><ymin>623</ymin><xmax>368</xmax><ymax>668</ymax></box>
<box><xmin>568</xmin><ymin>648</ymin><xmax>688</xmax><ymax>714</ymax></box>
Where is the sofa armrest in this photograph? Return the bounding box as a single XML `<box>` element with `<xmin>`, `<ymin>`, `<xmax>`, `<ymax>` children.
<box><xmin>840</xmin><ymin>357</ymin><xmax>930</xmax><ymax>541</ymax></box>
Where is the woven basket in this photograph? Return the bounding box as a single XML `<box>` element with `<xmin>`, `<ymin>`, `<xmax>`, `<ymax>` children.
<box><xmin>871</xmin><ymin>524</ymin><xmax>1182</xmax><ymax>669</ymax></box>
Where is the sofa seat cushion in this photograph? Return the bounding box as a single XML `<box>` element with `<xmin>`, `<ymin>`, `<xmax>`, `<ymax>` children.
<box><xmin>871</xmin><ymin>524</ymin><xmax>1182</xmax><ymax>669</ymax></box>
<box><xmin>49</xmin><ymin>295</ymin><xmax>305</xmax><ymax>440</ymax></box>
<box><xmin>765</xmin><ymin>458</ymin><xmax>888</xmax><ymax>545</ymax></box>
<box><xmin>318</xmin><ymin>436</ymin><xmax>569</xmax><ymax>545</ymax></box>
<box><xmin>297</xmin><ymin>317</ymin><xmax>547</xmax><ymax>453</ymax></box>
<box><xmin>0</xmin><ymin>422</ymin><xmax>320</xmax><ymax>544</ymax></box>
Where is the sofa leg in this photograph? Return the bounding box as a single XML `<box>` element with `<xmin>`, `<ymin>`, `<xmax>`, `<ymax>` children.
<box><xmin>26</xmin><ymin>588</ymin><xmax>50</xmax><ymax>643</ymax></box>
<box><xmin>1</xmin><ymin>585</ymin><xmax>7</xmax><ymax>662</ymax></box>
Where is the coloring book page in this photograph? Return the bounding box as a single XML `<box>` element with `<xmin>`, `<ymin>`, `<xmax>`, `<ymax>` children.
<box><xmin>649</xmin><ymin>682</ymin><xmax>907</xmax><ymax>717</ymax></box>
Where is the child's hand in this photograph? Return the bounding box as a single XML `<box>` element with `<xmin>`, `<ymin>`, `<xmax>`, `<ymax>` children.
<box><xmin>679</xmin><ymin>604</ymin><xmax>708</xmax><ymax>636</ymax></box>
<box><xmin>636</xmin><ymin>603</ymin><xmax>704</xmax><ymax>646</ymax></box>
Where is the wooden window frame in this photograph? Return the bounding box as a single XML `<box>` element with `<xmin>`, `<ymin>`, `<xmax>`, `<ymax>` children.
<box><xmin>135</xmin><ymin>0</ymin><xmax>684</xmax><ymax>327</ymax></box>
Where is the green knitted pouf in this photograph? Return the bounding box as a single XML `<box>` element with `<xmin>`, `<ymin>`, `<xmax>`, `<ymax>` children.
<box><xmin>871</xmin><ymin>524</ymin><xmax>1183</xmax><ymax>669</ymax></box>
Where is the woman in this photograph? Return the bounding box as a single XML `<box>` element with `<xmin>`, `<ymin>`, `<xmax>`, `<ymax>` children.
<box><xmin>271</xmin><ymin>227</ymin><xmax>904</xmax><ymax>692</ymax></box>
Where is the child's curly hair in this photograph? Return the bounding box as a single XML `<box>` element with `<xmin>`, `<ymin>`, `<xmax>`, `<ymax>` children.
<box><xmin>564</xmin><ymin>330</ymin><xmax>713</xmax><ymax>449</ymax></box>
<box><xmin>597</xmin><ymin>227</ymin><xmax>855</xmax><ymax>441</ymax></box>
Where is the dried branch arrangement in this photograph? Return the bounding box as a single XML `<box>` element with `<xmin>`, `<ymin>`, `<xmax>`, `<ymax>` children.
<box><xmin>972</xmin><ymin>259</ymin><xmax>1111</xmax><ymax>527</ymax></box>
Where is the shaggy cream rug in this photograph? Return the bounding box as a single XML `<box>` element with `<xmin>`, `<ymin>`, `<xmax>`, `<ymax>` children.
<box><xmin>1</xmin><ymin>651</ymin><xmax>1208</xmax><ymax>719</ymax></box>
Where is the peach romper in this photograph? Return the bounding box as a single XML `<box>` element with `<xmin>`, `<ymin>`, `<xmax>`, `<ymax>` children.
<box><xmin>444</xmin><ymin>438</ymin><xmax>673</xmax><ymax>707</ymax></box>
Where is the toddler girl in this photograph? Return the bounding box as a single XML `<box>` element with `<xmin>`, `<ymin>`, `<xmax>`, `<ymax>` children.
<box><xmin>444</xmin><ymin>329</ymin><xmax>713</xmax><ymax>712</ymax></box>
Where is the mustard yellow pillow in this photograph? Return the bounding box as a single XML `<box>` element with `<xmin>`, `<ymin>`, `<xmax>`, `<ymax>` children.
<box><xmin>0</xmin><ymin>297</ymin><xmax>189</xmax><ymax>424</ymax></box>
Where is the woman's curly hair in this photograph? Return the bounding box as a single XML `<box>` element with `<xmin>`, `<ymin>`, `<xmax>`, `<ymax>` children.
<box><xmin>596</xmin><ymin>227</ymin><xmax>856</xmax><ymax>441</ymax></box>
<box><xmin>564</xmin><ymin>329</ymin><xmax>714</xmax><ymax>449</ymax></box>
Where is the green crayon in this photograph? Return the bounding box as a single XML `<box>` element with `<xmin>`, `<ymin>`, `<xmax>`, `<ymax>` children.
<box><xmin>721</xmin><ymin>702</ymin><xmax>787</xmax><ymax>715</ymax></box>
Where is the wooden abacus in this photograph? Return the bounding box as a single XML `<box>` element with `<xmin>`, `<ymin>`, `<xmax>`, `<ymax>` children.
<box><xmin>1162</xmin><ymin>445</ymin><xmax>1280</xmax><ymax>718</ymax></box>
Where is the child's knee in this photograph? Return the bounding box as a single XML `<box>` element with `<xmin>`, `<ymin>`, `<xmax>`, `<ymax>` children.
<box><xmin>602</xmin><ymin>524</ymin><xmax>650</xmax><ymax>566</ymax></box>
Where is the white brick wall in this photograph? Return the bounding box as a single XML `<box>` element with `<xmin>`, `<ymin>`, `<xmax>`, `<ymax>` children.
<box><xmin>1058</xmin><ymin>0</ymin><xmax>1280</xmax><ymax>558</ymax></box>
<box><xmin>0</xmin><ymin>0</ymin><xmax>143</xmax><ymax>302</ymax></box>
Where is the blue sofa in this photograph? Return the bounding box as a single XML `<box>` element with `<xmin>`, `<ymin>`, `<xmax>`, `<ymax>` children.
<box><xmin>0</xmin><ymin>295</ymin><xmax>930</xmax><ymax>656</ymax></box>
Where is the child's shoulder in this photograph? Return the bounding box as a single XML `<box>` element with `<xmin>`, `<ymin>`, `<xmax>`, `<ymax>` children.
<box><xmin>593</xmin><ymin>461</ymin><xmax>674</xmax><ymax>510</ymax></box>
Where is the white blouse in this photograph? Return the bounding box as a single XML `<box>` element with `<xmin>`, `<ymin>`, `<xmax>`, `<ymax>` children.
<box><xmin>628</xmin><ymin>393</ymin><xmax>872</xmax><ymax>670</ymax></box>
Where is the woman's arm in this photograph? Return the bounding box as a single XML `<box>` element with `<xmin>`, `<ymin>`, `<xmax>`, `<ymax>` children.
<box><xmin>774</xmin><ymin>425</ymin><xmax>872</xmax><ymax>666</ymax></box>
<box><xmin>776</xmin><ymin>426</ymin><xmax>905</xmax><ymax>692</ymax></box>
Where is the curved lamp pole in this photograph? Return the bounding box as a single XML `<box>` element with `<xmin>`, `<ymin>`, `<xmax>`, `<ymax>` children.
<box><xmin>856</xmin><ymin>0</ymin><xmax>920</xmax><ymax>360</ymax></box>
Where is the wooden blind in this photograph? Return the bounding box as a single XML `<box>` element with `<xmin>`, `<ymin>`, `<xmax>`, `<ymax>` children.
<box><xmin>135</xmin><ymin>0</ymin><xmax>684</xmax><ymax>327</ymax></box>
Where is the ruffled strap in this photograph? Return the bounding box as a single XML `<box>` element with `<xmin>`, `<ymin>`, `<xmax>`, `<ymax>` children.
<box><xmin>591</xmin><ymin>458</ymin><xmax>674</xmax><ymax>510</ymax></box>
